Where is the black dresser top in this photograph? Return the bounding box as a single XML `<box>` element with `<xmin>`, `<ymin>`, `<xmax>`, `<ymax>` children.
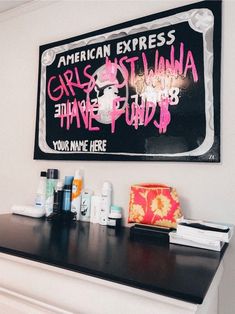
<box><xmin>0</xmin><ymin>214</ymin><xmax>227</xmax><ymax>304</ymax></box>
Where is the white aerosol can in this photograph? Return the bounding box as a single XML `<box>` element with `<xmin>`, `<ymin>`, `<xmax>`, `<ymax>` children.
<box><xmin>99</xmin><ymin>181</ymin><xmax>112</xmax><ymax>225</ymax></box>
<box><xmin>71</xmin><ymin>169</ymin><xmax>83</xmax><ymax>220</ymax></box>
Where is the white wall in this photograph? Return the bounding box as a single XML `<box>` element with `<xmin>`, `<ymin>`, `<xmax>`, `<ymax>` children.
<box><xmin>0</xmin><ymin>0</ymin><xmax>234</xmax><ymax>312</ymax></box>
<box><xmin>0</xmin><ymin>0</ymin><xmax>234</xmax><ymax>225</ymax></box>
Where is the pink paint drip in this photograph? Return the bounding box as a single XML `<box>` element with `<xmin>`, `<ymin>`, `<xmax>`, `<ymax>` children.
<box><xmin>153</xmin><ymin>98</ymin><xmax>171</xmax><ymax>134</ymax></box>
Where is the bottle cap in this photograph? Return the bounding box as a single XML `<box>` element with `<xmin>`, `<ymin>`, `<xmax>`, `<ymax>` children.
<box><xmin>74</xmin><ymin>169</ymin><xmax>83</xmax><ymax>179</ymax></box>
<box><xmin>47</xmin><ymin>169</ymin><xmax>59</xmax><ymax>179</ymax></box>
<box><xmin>64</xmin><ymin>176</ymin><xmax>74</xmax><ymax>186</ymax></box>
<box><xmin>56</xmin><ymin>180</ymin><xmax>64</xmax><ymax>190</ymax></box>
<box><xmin>111</xmin><ymin>205</ymin><xmax>122</xmax><ymax>214</ymax></box>
<box><xmin>102</xmin><ymin>181</ymin><xmax>112</xmax><ymax>191</ymax></box>
<box><xmin>108</xmin><ymin>212</ymin><xmax>122</xmax><ymax>219</ymax></box>
<box><xmin>108</xmin><ymin>206</ymin><xmax>122</xmax><ymax>219</ymax></box>
<box><xmin>40</xmin><ymin>171</ymin><xmax>47</xmax><ymax>177</ymax></box>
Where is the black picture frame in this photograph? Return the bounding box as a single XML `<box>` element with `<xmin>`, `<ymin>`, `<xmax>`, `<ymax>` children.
<box><xmin>34</xmin><ymin>0</ymin><xmax>221</xmax><ymax>162</ymax></box>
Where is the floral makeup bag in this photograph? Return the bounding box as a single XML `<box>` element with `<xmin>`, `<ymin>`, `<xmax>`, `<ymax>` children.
<box><xmin>128</xmin><ymin>184</ymin><xmax>182</xmax><ymax>228</ymax></box>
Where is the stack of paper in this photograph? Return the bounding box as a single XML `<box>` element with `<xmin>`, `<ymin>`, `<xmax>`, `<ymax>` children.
<box><xmin>169</xmin><ymin>218</ymin><xmax>233</xmax><ymax>251</ymax></box>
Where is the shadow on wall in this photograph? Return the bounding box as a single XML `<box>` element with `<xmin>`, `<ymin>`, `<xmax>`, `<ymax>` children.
<box><xmin>179</xmin><ymin>196</ymin><xmax>192</xmax><ymax>218</ymax></box>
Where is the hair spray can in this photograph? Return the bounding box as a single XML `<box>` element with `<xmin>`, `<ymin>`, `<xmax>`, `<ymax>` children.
<box><xmin>71</xmin><ymin>170</ymin><xmax>83</xmax><ymax>220</ymax></box>
<box><xmin>45</xmin><ymin>169</ymin><xmax>59</xmax><ymax>217</ymax></box>
<box><xmin>62</xmin><ymin>176</ymin><xmax>74</xmax><ymax>212</ymax></box>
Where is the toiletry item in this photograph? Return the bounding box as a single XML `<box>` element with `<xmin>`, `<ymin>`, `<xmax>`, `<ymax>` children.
<box><xmin>35</xmin><ymin>171</ymin><xmax>47</xmax><ymax>209</ymax></box>
<box><xmin>107</xmin><ymin>205</ymin><xmax>122</xmax><ymax>229</ymax></box>
<box><xmin>128</xmin><ymin>183</ymin><xmax>182</xmax><ymax>228</ymax></box>
<box><xmin>80</xmin><ymin>190</ymin><xmax>92</xmax><ymax>222</ymax></box>
<box><xmin>62</xmin><ymin>176</ymin><xmax>74</xmax><ymax>212</ymax></box>
<box><xmin>90</xmin><ymin>194</ymin><xmax>101</xmax><ymax>223</ymax></box>
<box><xmin>99</xmin><ymin>181</ymin><xmax>112</xmax><ymax>225</ymax></box>
<box><xmin>45</xmin><ymin>169</ymin><xmax>59</xmax><ymax>217</ymax></box>
<box><xmin>71</xmin><ymin>169</ymin><xmax>83</xmax><ymax>220</ymax></box>
<box><xmin>53</xmin><ymin>180</ymin><xmax>64</xmax><ymax>213</ymax></box>
<box><xmin>12</xmin><ymin>205</ymin><xmax>45</xmax><ymax>218</ymax></box>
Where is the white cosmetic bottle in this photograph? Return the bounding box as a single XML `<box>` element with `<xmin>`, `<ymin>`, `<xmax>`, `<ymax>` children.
<box><xmin>35</xmin><ymin>171</ymin><xmax>47</xmax><ymax>210</ymax></box>
<box><xmin>99</xmin><ymin>181</ymin><xmax>112</xmax><ymax>225</ymax></box>
<box><xmin>80</xmin><ymin>189</ymin><xmax>92</xmax><ymax>222</ymax></box>
<box><xmin>90</xmin><ymin>194</ymin><xmax>102</xmax><ymax>224</ymax></box>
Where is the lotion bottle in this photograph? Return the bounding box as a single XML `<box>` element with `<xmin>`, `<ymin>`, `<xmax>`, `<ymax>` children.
<box><xmin>99</xmin><ymin>181</ymin><xmax>112</xmax><ymax>225</ymax></box>
<box><xmin>35</xmin><ymin>171</ymin><xmax>47</xmax><ymax>209</ymax></box>
<box><xmin>90</xmin><ymin>193</ymin><xmax>101</xmax><ymax>223</ymax></box>
<box><xmin>71</xmin><ymin>169</ymin><xmax>83</xmax><ymax>220</ymax></box>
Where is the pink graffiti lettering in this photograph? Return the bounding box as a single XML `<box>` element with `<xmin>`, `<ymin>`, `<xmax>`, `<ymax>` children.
<box><xmin>47</xmin><ymin>66</ymin><xmax>95</xmax><ymax>102</ymax></box>
<box><xmin>57</xmin><ymin>98</ymin><xmax>100</xmax><ymax>131</ymax></box>
<box><xmin>142</xmin><ymin>42</ymin><xmax>198</xmax><ymax>83</ymax></box>
<box><xmin>144</xmin><ymin>101</ymin><xmax>156</xmax><ymax>126</ymax></box>
<box><xmin>153</xmin><ymin>98</ymin><xmax>171</xmax><ymax>134</ymax></box>
<box><xmin>125</xmin><ymin>56</ymin><xmax>139</xmax><ymax>85</ymax></box>
<box><xmin>48</xmin><ymin>43</ymin><xmax>198</xmax><ymax>103</ymax></box>
<box><xmin>111</xmin><ymin>97</ymin><xmax>125</xmax><ymax>133</ymax></box>
<box><xmin>125</xmin><ymin>101</ymin><xmax>156</xmax><ymax>128</ymax></box>
<box><xmin>101</xmin><ymin>57</ymin><xmax>118</xmax><ymax>83</ymax></box>
<box><xmin>183</xmin><ymin>50</ymin><xmax>198</xmax><ymax>82</ymax></box>
<box><xmin>110</xmin><ymin>97</ymin><xmax>172</xmax><ymax>134</ymax></box>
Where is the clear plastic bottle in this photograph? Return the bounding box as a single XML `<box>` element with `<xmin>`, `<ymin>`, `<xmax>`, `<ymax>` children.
<box><xmin>35</xmin><ymin>171</ymin><xmax>47</xmax><ymax>209</ymax></box>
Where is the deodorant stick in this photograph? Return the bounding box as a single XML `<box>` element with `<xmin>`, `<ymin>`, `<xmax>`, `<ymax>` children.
<box><xmin>99</xmin><ymin>181</ymin><xmax>112</xmax><ymax>225</ymax></box>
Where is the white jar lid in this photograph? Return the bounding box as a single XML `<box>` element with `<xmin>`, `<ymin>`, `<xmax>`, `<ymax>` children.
<box><xmin>108</xmin><ymin>212</ymin><xmax>122</xmax><ymax>219</ymax></box>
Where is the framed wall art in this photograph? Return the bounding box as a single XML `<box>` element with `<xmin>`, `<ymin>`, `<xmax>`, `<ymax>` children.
<box><xmin>34</xmin><ymin>0</ymin><xmax>221</xmax><ymax>161</ymax></box>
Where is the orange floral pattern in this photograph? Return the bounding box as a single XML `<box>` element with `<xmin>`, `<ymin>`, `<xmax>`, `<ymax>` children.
<box><xmin>128</xmin><ymin>184</ymin><xmax>182</xmax><ymax>228</ymax></box>
<box><xmin>129</xmin><ymin>204</ymin><xmax>145</xmax><ymax>223</ymax></box>
<box><xmin>151</xmin><ymin>194</ymin><xmax>171</xmax><ymax>217</ymax></box>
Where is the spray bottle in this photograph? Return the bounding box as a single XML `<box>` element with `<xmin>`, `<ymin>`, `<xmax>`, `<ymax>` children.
<box><xmin>53</xmin><ymin>180</ymin><xmax>64</xmax><ymax>214</ymax></box>
<box><xmin>62</xmin><ymin>176</ymin><xmax>74</xmax><ymax>212</ymax></box>
<box><xmin>71</xmin><ymin>170</ymin><xmax>83</xmax><ymax>220</ymax></box>
<box><xmin>45</xmin><ymin>169</ymin><xmax>59</xmax><ymax>217</ymax></box>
